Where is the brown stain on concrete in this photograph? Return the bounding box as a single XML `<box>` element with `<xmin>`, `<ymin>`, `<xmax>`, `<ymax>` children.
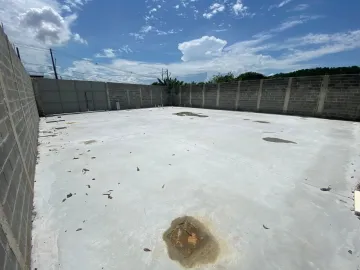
<box><xmin>163</xmin><ymin>216</ymin><xmax>220</xmax><ymax>268</ymax></box>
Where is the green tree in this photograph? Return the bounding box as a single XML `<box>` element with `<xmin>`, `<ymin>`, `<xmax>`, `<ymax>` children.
<box><xmin>210</xmin><ymin>72</ymin><xmax>236</xmax><ymax>83</ymax></box>
<box><xmin>237</xmin><ymin>72</ymin><xmax>267</xmax><ymax>81</ymax></box>
<box><xmin>152</xmin><ymin>77</ymin><xmax>184</xmax><ymax>88</ymax></box>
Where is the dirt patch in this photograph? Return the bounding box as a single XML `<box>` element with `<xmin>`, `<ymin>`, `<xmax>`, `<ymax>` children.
<box><xmin>355</xmin><ymin>182</ymin><xmax>360</xmax><ymax>191</ymax></box>
<box><xmin>254</xmin><ymin>120</ymin><xmax>270</xmax><ymax>124</ymax></box>
<box><xmin>174</xmin><ymin>112</ymin><xmax>209</xmax><ymax>118</ymax></box>
<box><xmin>163</xmin><ymin>216</ymin><xmax>219</xmax><ymax>268</ymax></box>
<box><xmin>263</xmin><ymin>137</ymin><xmax>297</xmax><ymax>144</ymax></box>
<box><xmin>84</xmin><ymin>140</ymin><xmax>97</xmax><ymax>145</ymax></box>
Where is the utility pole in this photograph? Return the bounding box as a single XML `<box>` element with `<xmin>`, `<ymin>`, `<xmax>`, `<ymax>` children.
<box><xmin>16</xmin><ymin>47</ymin><xmax>21</xmax><ymax>61</ymax></box>
<box><xmin>50</xmin><ymin>48</ymin><xmax>58</xmax><ymax>80</ymax></box>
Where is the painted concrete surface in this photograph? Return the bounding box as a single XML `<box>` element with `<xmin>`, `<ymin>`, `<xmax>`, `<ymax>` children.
<box><xmin>32</xmin><ymin>108</ymin><xmax>360</xmax><ymax>270</ymax></box>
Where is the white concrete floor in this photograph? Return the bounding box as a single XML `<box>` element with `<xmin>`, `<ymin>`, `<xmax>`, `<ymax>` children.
<box><xmin>32</xmin><ymin>107</ymin><xmax>360</xmax><ymax>270</ymax></box>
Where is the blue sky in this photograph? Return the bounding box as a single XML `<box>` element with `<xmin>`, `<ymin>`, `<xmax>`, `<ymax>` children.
<box><xmin>1</xmin><ymin>0</ymin><xmax>360</xmax><ymax>83</ymax></box>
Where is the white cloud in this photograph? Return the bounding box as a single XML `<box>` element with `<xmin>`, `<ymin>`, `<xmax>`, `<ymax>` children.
<box><xmin>95</xmin><ymin>48</ymin><xmax>117</xmax><ymax>58</ymax></box>
<box><xmin>64</xmin><ymin>0</ymin><xmax>91</xmax><ymax>9</ymax></box>
<box><xmin>155</xmin><ymin>29</ymin><xmax>182</xmax><ymax>35</ymax></box>
<box><xmin>61</xmin><ymin>26</ymin><xmax>360</xmax><ymax>84</ymax></box>
<box><xmin>290</xmin><ymin>4</ymin><xmax>309</xmax><ymax>12</ymax></box>
<box><xmin>73</xmin><ymin>33</ymin><xmax>87</xmax><ymax>44</ymax></box>
<box><xmin>20</xmin><ymin>7</ymin><xmax>76</xmax><ymax>45</ymax></box>
<box><xmin>203</xmin><ymin>3</ymin><xmax>225</xmax><ymax>19</ymax></box>
<box><xmin>149</xmin><ymin>8</ymin><xmax>157</xmax><ymax>13</ymax></box>
<box><xmin>271</xmin><ymin>15</ymin><xmax>322</xmax><ymax>33</ymax></box>
<box><xmin>62</xmin><ymin>5</ymin><xmax>71</xmax><ymax>12</ymax></box>
<box><xmin>232</xmin><ymin>0</ymin><xmax>248</xmax><ymax>16</ymax></box>
<box><xmin>119</xmin><ymin>45</ymin><xmax>133</xmax><ymax>54</ymax></box>
<box><xmin>178</xmin><ymin>36</ymin><xmax>227</xmax><ymax>61</ymax></box>
<box><xmin>174</xmin><ymin>5</ymin><xmax>180</xmax><ymax>9</ymax></box>
<box><xmin>129</xmin><ymin>33</ymin><xmax>144</xmax><ymax>40</ymax></box>
<box><xmin>278</xmin><ymin>0</ymin><xmax>292</xmax><ymax>8</ymax></box>
<box><xmin>141</xmin><ymin>25</ymin><xmax>153</xmax><ymax>33</ymax></box>
<box><xmin>269</xmin><ymin>0</ymin><xmax>293</xmax><ymax>11</ymax></box>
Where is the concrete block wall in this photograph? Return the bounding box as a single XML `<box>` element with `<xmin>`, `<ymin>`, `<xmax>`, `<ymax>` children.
<box><xmin>173</xmin><ymin>74</ymin><xmax>360</xmax><ymax>121</ymax></box>
<box><xmin>33</xmin><ymin>79</ymin><xmax>108</xmax><ymax>115</ymax></box>
<box><xmin>237</xmin><ymin>80</ymin><xmax>260</xmax><ymax>111</ymax></box>
<box><xmin>287</xmin><ymin>76</ymin><xmax>324</xmax><ymax>116</ymax></box>
<box><xmin>259</xmin><ymin>78</ymin><xmax>288</xmax><ymax>113</ymax></box>
<box><xmin>0</xmin><ymin>27</ymin><xmax>39</xmax><ymax>270</ymax></box>
<box><xmin>107</xmin><ymin>83</ymin><xmax>167</xmax><ymax>110</ymax></box>
<box><xmin>323</xmin><ymin>74</ymin><xmax>360</xmax><ymax>119</ymax></box>
<box><xmin>33</xmin><ymin>78</ymin><xmax>168</xmax><ymax>115</ymax></box>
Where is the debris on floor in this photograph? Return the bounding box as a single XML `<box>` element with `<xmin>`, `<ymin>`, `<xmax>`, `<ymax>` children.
<box><xmin>143</xmin><ymin>248</ymin><xmax>151</xmax><ymax>252</ymax></box>
<box><xmin>82</xmin><ymin>168</ymin><xmax>90</xmax><ymax>174</ymax></box>
<box><xmin>263</xmin><ymin>224</ymin><xmax>270</xmax><ymax>230</ymax></box>
<box><xmin>320</xmin><ymin>186</ymin><xmax>332</xmax><ymax>192</ymax></box>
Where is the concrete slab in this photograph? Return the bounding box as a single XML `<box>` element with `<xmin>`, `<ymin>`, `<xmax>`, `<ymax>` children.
<box><xmin>32</xmin><ymin>108</ymin><xmax>360</xmax><ymax>270</ymax></box>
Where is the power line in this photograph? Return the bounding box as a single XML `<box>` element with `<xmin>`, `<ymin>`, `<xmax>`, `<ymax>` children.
<box><xmin>53</xmin><ymin>49</ymin><xmax>160</xmax><ymax>79</ymax></box>
<box><xmin>15</xmin><ymin>42</ymin><xmax>163</xmax><ymax>80</ymax></box>
<box><xmin>13</xmin><ymin>42</ymin><xmax>50</xmax><ymax>52</ymax></box>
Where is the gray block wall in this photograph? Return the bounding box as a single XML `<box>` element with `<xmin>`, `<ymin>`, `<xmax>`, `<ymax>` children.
<box><xmin>260</xmin><ymin>78</ymin><xmax>288</xmax><ymax>113</ymax></box>
<box><xmin>287</xmin><ymin>76</ymin><xmax>323</xmax><ymax>116</ymax></box>
<box><xmin>33</xmin><ymin>79</ymin><xmax>168</xmax><ymax>115</ymax></box>
<box><xmin>204</xmin><ymin>84</ymin><xmax>218</xmax><ymax>109</ymax></box>
<box><xmin>323</xmin><ymin>75</ymin><xmax>360</xmax><ymax>119</ymax></box>
<box><xmin>0</xmin><ymin>27</ymin><xmax>39</xmax><ymax>270</ymax></box>
<box><xmin>173</xmin><ymin>74</ymin><xmax>360</xmax><ymax>121</ymax></box>
<box><xmin>237</xmin><ymin>80</ymin><xmax>260</xmax><ymax>111</ymax></box>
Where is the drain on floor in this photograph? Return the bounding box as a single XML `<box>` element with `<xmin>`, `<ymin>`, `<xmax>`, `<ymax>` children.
<box><xmin>263</xmin><ymin>137</ymin><xmax>297</xmax><ymax>144</ymax></box>
<box><xmin>163</xmin><ymin>216</ymin><xmax>219</xmax><ymax>268</ymax></box>
<box><xmin>174</xmin><ymin>112</ymin><xmax>208</xmax><ymax>118</ymax></box>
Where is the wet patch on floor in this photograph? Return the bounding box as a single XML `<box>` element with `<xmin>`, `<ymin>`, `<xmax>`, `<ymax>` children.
<box><xmin>263</xmin><ymin>137</ymin><xmax>297</xmax><ymax>144</ymax></box>
<box><xmin>174</xmin><ymin>112</ymin><xmax>209</xmax><ymax>118</ymax></box>
<box><xmin>163</xmin><ymin>216</ymin><xmax>219</xmax><ymax>268</ymax></box>
<box><xmin>254</xmin><ymin>120</ymin><xmax>270</xmax><ymax>124</ymax></box>
<box><xmin>84</xmin><ymin>140</ymin><xmax>97</xmax><ymax>145</ymax></box>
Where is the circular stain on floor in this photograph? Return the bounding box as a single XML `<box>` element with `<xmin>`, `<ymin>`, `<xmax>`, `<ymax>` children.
<box><xmin>263</xmin><ymin>137</ymin><xmax>297</xmax><ymax>144</ymax></box>
<box><xmin>163</xmin><ymin>216</ymin><xmax>219</xmax><ymax>268</ymax></box>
